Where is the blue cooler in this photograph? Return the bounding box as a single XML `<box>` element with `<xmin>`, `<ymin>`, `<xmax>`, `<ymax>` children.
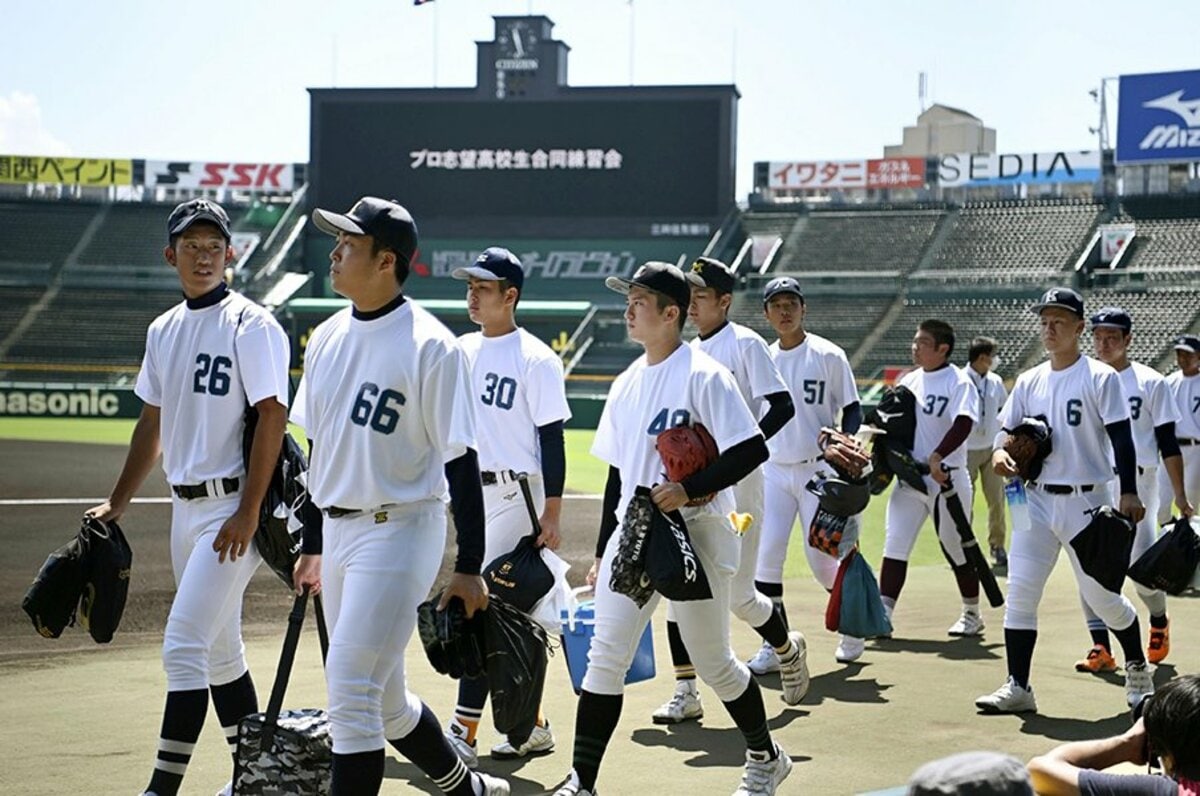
<box><xmin>561</xmin><ymin>587</ymin><xmax>655</xmax><ymax>694</ymax></box>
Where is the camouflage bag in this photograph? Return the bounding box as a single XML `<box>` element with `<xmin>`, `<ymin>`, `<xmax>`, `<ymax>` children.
<box><xmin>234</xmin><ymin>588</ymin><xmax>331</xmax><ymax>795</ymax></box>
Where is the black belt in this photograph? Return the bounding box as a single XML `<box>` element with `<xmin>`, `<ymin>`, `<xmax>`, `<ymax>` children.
<box><xmin>1032</xmin><ymin>482</ymin><xmax>1096</xmax><ymax>495</ymax></box>
<box><xmin>326</xmin><ymin>506</ymin><xmax>358</xmax><ymax>518</ymax></box>
<box><xmin>172</xmin><ymin>477</ymin><xmax>239</xmax><ymax>500</ymax></box>
<box><xmin>1180</xmin><ymin>438</ymin><xmax>1198</xmax><ymax>447</ymax></box>
<box><xmin>481</xmin><ymin>469</ymin><xmax>519</xmax><ymax>486</ymax></box>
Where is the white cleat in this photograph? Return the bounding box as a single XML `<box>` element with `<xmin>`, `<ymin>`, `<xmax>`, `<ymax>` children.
<box><xmin>747</xmin><ymin>640</ymin><xmax>780</xmax><ymax>675</ymax></box>
<box><xmin>652</xmin><ymin>680</ymin><xmax>704</xmax><ymax>724</ymax></box>
<box><xmin>975</xmin><ymin>677</ymin><xmax>1038</xmax><ymax>714</ymax></box>
<box><xmin>214</xmin><ymin>782</ymin><xmax>232</xmax><ymax>796</ymax></box>
<box><xmin>948</xmin><ymin>610</ymin><xmax>985</xmax><ymax>637</ymax></box>
<box><xmin>1125</xmin><ymin>661</ymin><xmax>1155</xmax><ymax>709</ymax></box>
<box><xmin>445</xmin><ymin>728</ymin><xmax>479</xmax><ymax>769</ymax></box>
<box><xmin>474</xmin><ymin>771</ymin><xmax>511</xmax><ymax>795</ymax></box>
<box><xmin>835</xmin><ymin>634</ymin><xmax>865</xmax><ymax>663</ymax></box>
<box><xmin>491</xmin><ymin>721</ymin><xmax>555</xmax><ymax>759</ymax></box>
<box><xmin>552</xmin><ymin>769</ymin><xmax>598</xmax><ymax>796</ymax></box>
<box><xmin>777</xmin><ymin>631</ymin><xmax>810</xmax><ymax>705</ymax></box>
<box><xmin>732</xmin><ymin>743</ymin><xmax>793</xmax><ymax>795</ymax></box>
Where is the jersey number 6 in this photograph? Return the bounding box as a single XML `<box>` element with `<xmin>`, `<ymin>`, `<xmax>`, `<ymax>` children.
<box><xmin>351</xmin><ymin>382</ymin><xmax>406</xmax><ymax>434</ymax></box>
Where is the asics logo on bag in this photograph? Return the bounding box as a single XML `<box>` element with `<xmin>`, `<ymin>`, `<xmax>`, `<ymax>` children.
<box><xmin>669</xmin><ymin>522</ymin><xmax>700</xmax><ymax>584</ymax></box>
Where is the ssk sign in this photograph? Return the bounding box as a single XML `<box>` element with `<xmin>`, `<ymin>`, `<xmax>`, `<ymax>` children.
<box><xmin>1117</xmin><ymin>69</ymin><xmax>1200</xmax><ymax>164</ymax></box>
<box><xmin>144</xmin><ymin>161</ymin><xmax>295</xmax><ymax>191</ymax></box>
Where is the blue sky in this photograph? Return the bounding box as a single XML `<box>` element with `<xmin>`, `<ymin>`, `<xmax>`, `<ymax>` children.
<box><xmin>1</xmin><ymin>0</ymin><xmax>1197</xmax><ymax>197</ymax></box>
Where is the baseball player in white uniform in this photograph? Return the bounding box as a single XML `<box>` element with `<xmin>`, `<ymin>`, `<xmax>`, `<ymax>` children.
<box><xmin>964</xmin><ymin>337</ymin><xmax>1010</xmax><ymax>570</ymax></box>
<box><xmin>86</xmin><ymin>200</ymin><xmax>290</xmax><ymax>796</ymax></box>
<box><xmin>290</xmin><ymin>197</ymin><xmax>508</xmax><ymax>796</ymax></box>
<box><xmin>1084</xmin><ymin>308</ymin><xmax>1193</xmax><ymax>670</ymax></box>
<box><xmin>878</xmin><ymin>320</ymin><xmax>983</xmax><ymax>644</ymax></box>
<box><xmin>977</xmin><ymin>288</ymin><xmax>1153</xmax><ymax>715</ymax></box>
<box><xmin>553</xmin><ymin>262</ymin><xmax>792</xmax><ymax>796</ymax></box>
<box><xmin>752</xmin><ymin>277</ymin><xmax>866</xmax><ymax>665</ymax></box>
<box><xmin>443</xmin><ymin>246</ymin><xmax>571</xmax><ymax>765</ymax></box>
<box><xmin>1155</xmin><ymin>335</ymin><xmax>1200</xmax><ymax>527</ymax></box>
<box><xmin>649</xmin><ymin>257</ymin><xmax>804</xmax><ymax>725</ymax></box>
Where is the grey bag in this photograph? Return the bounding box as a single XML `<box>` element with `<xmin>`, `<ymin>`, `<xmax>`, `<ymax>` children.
<box><xmin>609</xmin><ymin>488</ymin><xmax>655</xmax><ymax>608</ymax></box>
<box><xmin>234</xmin><ymin>588</ymin><xmax>331</xmax><ymax>795</ymax></box>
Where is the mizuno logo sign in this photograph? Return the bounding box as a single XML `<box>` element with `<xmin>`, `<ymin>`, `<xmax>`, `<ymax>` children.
<box><xmin>1138</xmin><ymin>90</ymin><xmax>1200</xmax><ymax>151</ymax></box>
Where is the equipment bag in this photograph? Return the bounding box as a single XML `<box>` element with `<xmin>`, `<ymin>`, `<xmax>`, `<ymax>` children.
<box><xmin>643</xmin><ymin>502</ymin><xmax>712</xmax><ymax>602</ymax></box>
<box><xmin>1129</xmin><ymin>516</ymin><xmax>1200</xmax><ymax>595</ymax></box>
<box><xmin>234</xmin><ymin>588</ymin><xmax>331</xmax><ymax>795</ymax></box>
<box><xmin>837</xmin><ymin>550</ymin><xmax>893</xmax><ymax>639</ymax></box>
<box><xmin>485</xmin><ymin>596</ymin><xmax>552</xmax><ymax>747</ymax></box>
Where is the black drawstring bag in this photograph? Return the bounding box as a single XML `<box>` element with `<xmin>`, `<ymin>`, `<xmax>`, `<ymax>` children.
<box><xmin>642</xmin><ymin>493</ymin><xmax>712</xmax><ymax>602</ymax></box>
<box><xmin>483</xmin><ymin>533</ymin><xmax>555</xmax><ymax>614</ymax></box>
<box><xmin>484</xmin><ymin>596</ymin><xmax>552</xmax><ymax>747</ymax></box>
<box><xmin>1129</xmin><ymin>516</ymin><xmax>1200</xmax><ymax>595</ymax></box>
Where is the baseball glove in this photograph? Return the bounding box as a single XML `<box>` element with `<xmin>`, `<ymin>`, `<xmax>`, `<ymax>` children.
<box><xmin>655</xmin><ymin>423</ymin><xmax>719</xmax><ymax>506</ymax></box>
<box><xmin>817</xmin><ymin>427</ymin><xmax>871</xmax><ymax>481</ymax></box>
<box><xmin>1003</xmin><ymin>416</ymin><xmax>1053</xmax><ymax>481</ymax></box>
<box><xmin>417</xmin><ymin>593</ymin><xmax>486</xmax><ymax>680</ymax></box>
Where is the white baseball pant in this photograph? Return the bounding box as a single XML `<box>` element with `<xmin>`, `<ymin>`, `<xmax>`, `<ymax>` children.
<box><xmin>882</xmin><ymin>472</ymin><xmax>974</xmax><ymax>567</ymax></box>
<box><xmin>320</xmin><ymin>500</ymin><xmax>445</xmax><ymax>754</ymax></box>
<box><xmin>758</xmin><ymin>460</ymin><xmax>840</xmax><ymax>589</ymax></box>
<box><xmin>1155</xmin><ymin>444</ymin><xmax>1200</xmax><ymax>525</ymax></box>
<box><xmin>483</xmin><ymin>473</ymin><xmax>544</xmax><ymax>563</ymax></box>
<box><xmin>1004</xmin><ymin>486</ymin><xmax>1137</xmax><ymax>632</ymax></box>
<box><xmin>1087</xmin><ymin>469</ymin><xmax>1165</xmax><ymax>616</ymax></box>
<box><xmin>585</xmin><ymin>511</ymin><xmax>749</xmax><ymax>701</ymax></box>
<box><xmin>163</xmin><ymin>492</ymin><xmax>262</xmax><ymax>691</ymax></box>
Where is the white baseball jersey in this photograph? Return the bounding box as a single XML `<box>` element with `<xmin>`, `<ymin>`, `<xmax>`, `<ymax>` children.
<box><xmin>290</xmin><ymin>301</ymin><xmax>476</xmax><ymax>510</ymax></box>
<box><xmin>899</xmin><ymin>364</ymin><xmax>979</xmax><ymax>468</ymax></box>
<box><xmin>457</xmin><ymin>327</ymin><xmax>571</xmax><ymax>474</ymax></box>
<box><xmin>998</xmin><ymin>356</ymin><xmax>1129</xmax><ymax>485</ymax></box>
<box><xmin>767</xmin><ymin>333</ymin><xmax>859</xmax><ymax>464</ymax></box>
<box><xmin>966</xmin><ymin>368</ymin><xmax>1008</xmax><ymax>451</ymax></box>
<box><xmin>1165</xmin><ymin>370</ymin><xmax>1200</xmax><ymax>441</ymax></box>
<box><xmin>1114</xmin><ymin>361</ymin><xmax>1179</xmax><ymax>467</ymax></box>
<box><xmin>135</xmin><ymin>291</ymin><xmax>290</xmax><ymax>485</ymax></box>
<box><xmin>690</xmin><ymin>321</ymin><xmax>786</xmax><ymax>416</ymax></box>
<box><xmin>592</xmin><ymin>344</ymin><xmax>760</xmax><ymax>519</ymax></box>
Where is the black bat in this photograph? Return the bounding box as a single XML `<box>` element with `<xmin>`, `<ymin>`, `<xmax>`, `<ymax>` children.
<box><xmin>940</xmin><ymin>476</ymin><xmax>1005</xmax><ymax>608</ymax></box>
<box><xmin>516</xmin><ymin>472</ymin><xmax>543</xmax><ymax>544</ymax></box>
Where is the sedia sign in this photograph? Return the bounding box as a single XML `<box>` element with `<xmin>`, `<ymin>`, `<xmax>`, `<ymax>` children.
<box><xmin>0</xmin><ymin>385</ymin><xmax>135</xmax><ymax>417</ymax></box>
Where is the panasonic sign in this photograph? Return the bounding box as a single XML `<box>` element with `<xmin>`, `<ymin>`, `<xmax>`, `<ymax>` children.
<box><xmin>0</xmin><ymin>385</ymin><xmax>127</xmax><ymax>417</ymax></box>
<box><xmin>1116</xmin><ymin>69</ymin><xmax>1200</xmax><ymax>164</ymax></box>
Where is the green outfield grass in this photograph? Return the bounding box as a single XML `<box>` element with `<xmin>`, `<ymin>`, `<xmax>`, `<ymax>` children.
<box><xmin>0</xmin><ymin>418</ymin><xmax>964</xmax><ymax>576</ymax></box>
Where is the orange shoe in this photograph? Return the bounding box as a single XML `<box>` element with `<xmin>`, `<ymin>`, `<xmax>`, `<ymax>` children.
<box><xmin>1148</xmin><ymin>621</ymin><xmax>1170</xmax><ymax>664</ymax></box>
<box><xmin>1074</xmin><ymin>644</ymin><xmax>1117</xmax><ymax>673</ymax></box>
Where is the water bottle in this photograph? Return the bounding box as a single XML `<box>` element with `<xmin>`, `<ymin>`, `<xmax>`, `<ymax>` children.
<box><xmin>1005</xmin><ymin>478</ymin><xmax>1030</xmax><ymax>534</ymax></box>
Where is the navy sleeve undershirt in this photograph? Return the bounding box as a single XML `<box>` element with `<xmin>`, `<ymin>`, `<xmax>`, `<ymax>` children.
<box><xmin>537</xmin><ymin>420</ymin><xmax>566</xmax><ymax>498</ymax></box>
<box><xmin>445</xmin><ymin>447</ymin><xmax>486</xmax><ymax>574</ymax></box>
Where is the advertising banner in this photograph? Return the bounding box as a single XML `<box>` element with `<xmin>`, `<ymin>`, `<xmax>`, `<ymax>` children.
<box><xmin>0</xmin><ymin>383</ymin><xmax>141</xmax><ymax>418</ymax></box>
<box><xmin>768</xmin><ymin>157</ymin><xmax>924</xmax><ymax>190</ymax></box>
<box><xmin>937</xmin><ymin>150</ymin><xmax>1100</xmax><ymax>187</ymax></box>
<box><xmin>0</xmin><ymin>155</ymin><xmax>133</xmax><ymax>186</ymax></box>
<box><xmin>143</xmin><ymin>161</ymin><xmax>295</xmax><ymax>191</ymax></box>
<box><xmin>1100</xmin><ymin>224</ymin><xmax>1136</xmax><ymax>264</ymax></box>
<box><xmin>1116</xmin><ymin>69</ymin><xmax>1200</xmax><ymax>164</ymax></box>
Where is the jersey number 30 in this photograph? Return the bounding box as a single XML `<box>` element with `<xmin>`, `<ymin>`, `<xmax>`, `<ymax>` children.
<box><xmin>481</xmin><ymin>372</ymin><xmax>517</xmax><ymax>410</ymax></box>
<box><xmin>351</xmin><ymin>382</ymin><xmax>406</xmax><ymax>434</ymax></box>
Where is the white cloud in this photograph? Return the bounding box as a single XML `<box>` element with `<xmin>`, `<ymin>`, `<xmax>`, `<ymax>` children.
<box><xmin>0</xmin><ymin>91</ymin><xmax>70</xmax><ymax>155</ymax></box>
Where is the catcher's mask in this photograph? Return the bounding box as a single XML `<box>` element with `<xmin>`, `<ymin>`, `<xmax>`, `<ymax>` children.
<box><xmin>806</xmin><ymin>471</ymin><xmax>870</xmax><ymax>517</ymax></box>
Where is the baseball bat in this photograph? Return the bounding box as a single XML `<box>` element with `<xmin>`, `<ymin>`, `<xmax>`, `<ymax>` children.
<box><xmin>515</xmin><ymin>472</ymin><xmax>543</xmax><ymax>543</ymax></box>
<box><xmin>941</xmin><ymin>478</ymin><xmax>1005</xmax><ymax>608</ymax></box>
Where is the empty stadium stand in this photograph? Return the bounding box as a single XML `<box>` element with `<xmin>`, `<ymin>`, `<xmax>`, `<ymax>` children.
<box><xmin>1081</xmin><ymin>285</ymin><xmax>1200</xmax><ymax>368</ymax></box>
<box><xmin>773</xmin><ymin>207</ymin><xmax>946</xmax><ymax>275</ymax></box>
<box><xmin>1108</xmin><ymin>196</ymin><xmax>1200</xmax><ymax>282</ymax></box>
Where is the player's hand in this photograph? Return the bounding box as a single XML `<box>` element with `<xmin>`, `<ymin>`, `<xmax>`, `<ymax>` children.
<box><xmin>928</xmin><ymin>453</ymin><xmax>948</xmax><ymax>486</ymax></box>
<box><xmin>586</xmin><ymin>558</ymin><xmax>601</xmax><ymax>587</ymax></box>
<box><xmin>651</xmin><ymin>482</ymin><xmax>689</xmax><ymax>513</ymax></box>
<box><xmin>84</xmin><ymin>498</ymin><xmax>126</xmax><ymax>523</ymax></box>
<box><xmin>992</xmin><ymin>448</ymin><xmax>1019</xmax><ymax>477</ymax></box>
<box><xmin>293</xmin><ymin>554</ymin><xmax>322</xmax><ymax>595</ymax></box>
<box><xmin>1121</xmin><ymin>718</ymin><xmax>1149</xmax><ymax>767</ymax></box>
<box><xmin>536</xmin><ymin>513</ymin><xmax>562</xmax><ymax>551</ymax></box>
<box><xmin>440</xmin><ymin>572</ymin><xmax>489</xmax><ymax>618</ymax></box>
<box><xmin>1118</xmin><ymin>493</ymin><xmax>1146</xmax><ymax>525</ymax></box>
<box><xmin>1175</xmin><ymin>494</ymin><xmax>1194</xmax><ymax>518</ymax></box>
<box><xmin>213</xmin><ymin>507</ymin><xmax>258</xmax><ymax>563</ymax></box>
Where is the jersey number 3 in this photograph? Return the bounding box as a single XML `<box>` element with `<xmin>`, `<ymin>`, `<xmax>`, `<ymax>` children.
<box><xmin>192</xmin><ymin>354</ymin><xmax>232</xmax><ymax>396</ymax></box>
<box><xmin>351</xmin><ymin>382</ymin><xmax>406</xmax><ymax>434</ymax></box>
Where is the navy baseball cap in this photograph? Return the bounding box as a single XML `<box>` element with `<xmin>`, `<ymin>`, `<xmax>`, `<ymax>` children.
<box><xmin>1090</xmin><ymin>306</ymin><xmax>1132</xmax><ymax>333</ymax></box>
<box><xmin>762</xmin><ymin>276</ymin><xmax>804</xmax><ymax>305</ymax></box>
<box><xmin>685</xmin><ymin>257</ymin><xmax>736</xmax><ymax>294</ymax></box>
<box><xmin>1030</xmin><ymin>287</ymin><xmax>1084</xmax><ymax>318</ymax></box>
<box><xmin>605</xmin><ymin>261</ymin><xmax>691</xmax><ymax>310</ymax></box>
<box><xmin>311</xmin><ymin>197</ymin><xmax>418</xmax><ymax>264</ymax></box>
<box><xmin>167</xmin><ymin>199</ymin><xmax>231</xmax><ymax>241</ymax></box>
<box><xmin>451</xmin><ymin>247</ymin><xmax>525</xmax><ymax>291</ymax></box>
<box><xmin>1174</xmin><ymin>335</ymin><xmax>1200</xmax><ymax>354</ymax></box>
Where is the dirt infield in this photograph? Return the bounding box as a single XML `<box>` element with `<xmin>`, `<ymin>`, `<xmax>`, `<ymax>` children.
<box><xmin>2</xmin><ymin>439</ymin><xmax>1197</xmax><ymax>794</ymax></box>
